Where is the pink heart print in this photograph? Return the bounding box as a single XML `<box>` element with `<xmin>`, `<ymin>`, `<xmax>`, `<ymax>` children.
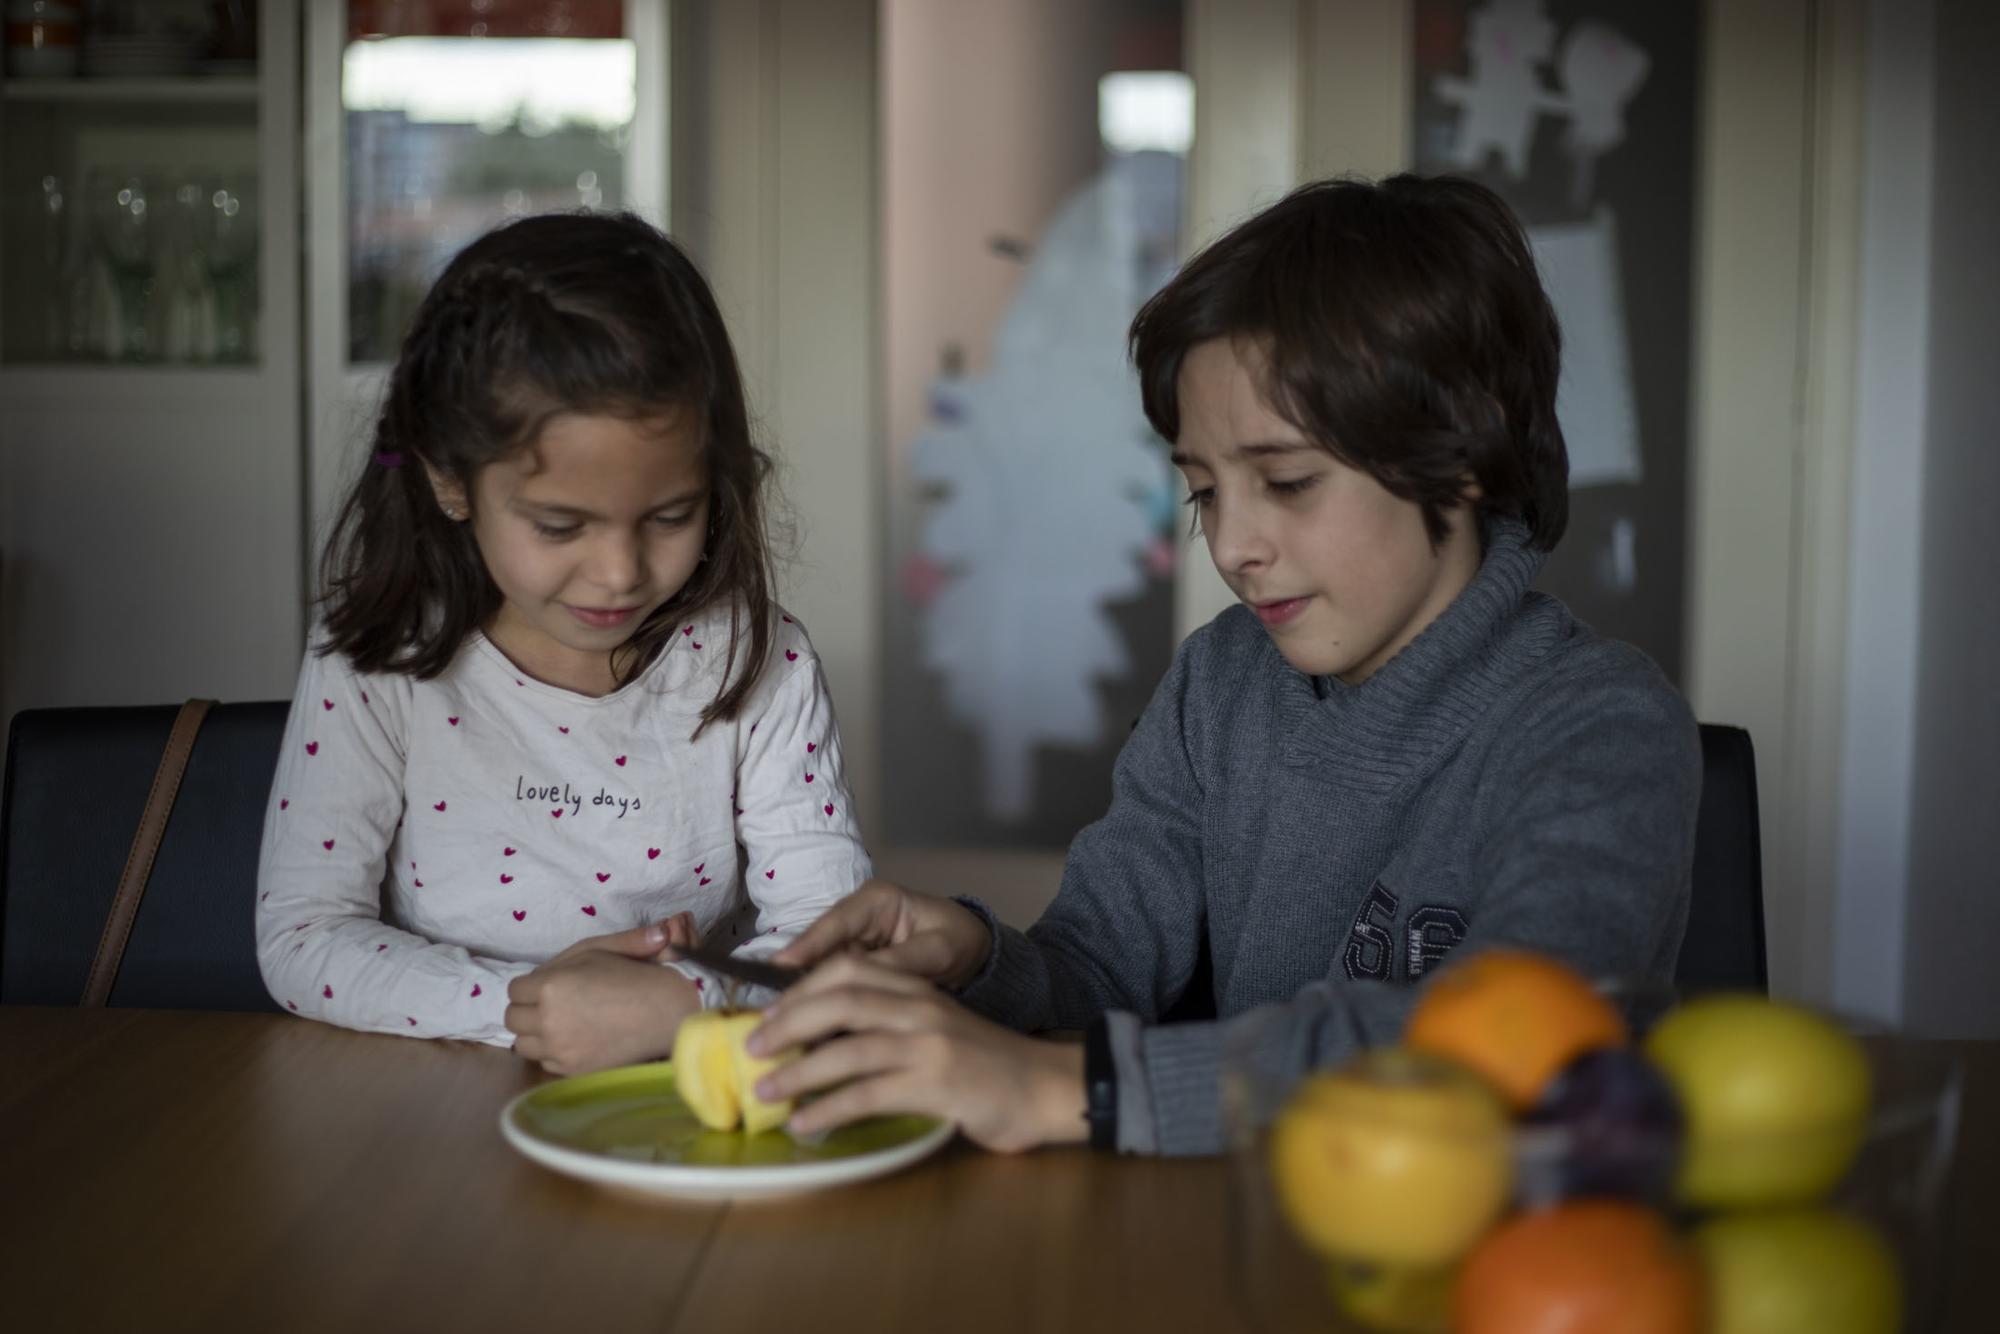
<box><xmin>765</xmin><ymin>869</ymin><xmax>776</xmax><ymax>879</ymax></box>
<box><xmin>279</xmin><ymin>798</ymin><xmax>289</xmax><ymax>810</ymax></box>
<box><xmin>805</xmin><ymin>773</ymin><xmax>815</xmax><ymax>783</ymax></box>
<box><xmin>700</xmin><ymin>877</ymin><xmax>711</xmax><ymax>886</ymax></box>
<box><xmin>406</xmin><ymin>1017</ymin><xmax>416</xmax><ymax>1026</ymax></box>
<box><xmin>512</xmin><ymin>910</ymin><xmax>526</xmax><ymax>921</ymax></box>
<box><xmin>596</xmin><ymin>872</ymin><xmax>610</xmax><ymax>883</ymax></box>
<box><xmin>782</xmin><ymin>615</ymin><xmax>793</xmax><ymax>624</ymax></box>
<box><xmin>683</xmin><ymin>625</ymin><xmax>693</xmax><ymax>636</ymax></box>
<box><xmin>695</xmin><ymin>863</ymin><xmax>705</xmax><ymax>874</ymax></box>
<box><xmin>376</xmin><ymin>944</ymin><xmax>387</xmax><ymax>952</ymax></box>
<box><xmin>434</xmin><ymin>801</ymin><xmax>447</xmax><ymax>811</ymax></box>
<box><xmin>503</xmin><ymin>847</ymin><xmax>515</xmax><ymax>856</ymax></box>
<box><xmin>692</xmin><ymin>641</ymin><xmax>702</xmax><ymax>650</ymax></box>
<box><xmin>824</xmin><ymin>803</ymin><xmax>835</xmax><ymax>816</ymax></box>
<box><xmin>647</xmin><ymin>848</ymin><xmax>661</xmax><ymax>860</ymax></box>
<box><xmin>323</xmin><ymin>699</ymin><xmax>334</xmax><ymax>711</ymax></box>
<box><xmin>447</xmin><ymin>716</ymin><xmax>459</xmax><ymax>726</ymax></box>
<box><xmin>582</xmin><ymin>905</ymin><xmax>597</xmax><ymax>916</ymax></box>
<box><xmin>785</xmin><ymin>650</ymin><xmax>798</xmax><ymax>662</ymax></box>
<box><xmin>471</xmin><ymin>984</ymin><xmax>482</xmax><ymax>998</ymax></box>
<box><xmin>559</xmin><ymin>726</ymin><xmax>569</xmax><ymax>735</ymax></box>
<box><xmin>288</xmin><ymin>1001</ymin><xmax>298</xmax><ymax>1011</ymax></box>
<box><xmin>362</xmin><ymin>692</ymin><xmax>370</xmax><ymax>704</ymax></box>
<box><xmin>615</xmin><ymin>755</ymin><xmax>626</xmax><ymax>766</ymax></box>
<box><xmin>323</xmin><ymin>984</ymin><xmax>333</xmax><ymax>999</ymax></box>
<box><xmin>499</xmin><ymin>874</ymin><xmax>513</xmax><ymax>884</ymax></box>
<box><xmin>551</xmin><ymin>809</ymin><xmax>563</xmax><ymax>819</ymax></box>
<box><xmin>305</xmin><ymin>742</ymin><xmax>318</xmax><ymax>756</ymax></box>
<box><xmin>322</xmin><ymin>839</ymin><xmax>335</xmax><ymax>851</ymax></box>
<box><xmin>807</xmin><ymin>742</ymin><xmax>816</xmax><ymax>753</ymax></box>
<box><xmin>414</xmin><ymin>878</ymin><xmax>423</xmax><ymax>887</ymax></box>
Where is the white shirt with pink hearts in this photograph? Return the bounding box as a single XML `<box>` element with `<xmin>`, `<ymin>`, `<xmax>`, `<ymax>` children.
<box><xmin>255</xmin><ymin>602</ymin><xmax>869</xmax><ymax>1044</ymax></box>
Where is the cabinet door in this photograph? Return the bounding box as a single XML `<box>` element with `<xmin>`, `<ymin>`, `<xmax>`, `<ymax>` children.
<box><xmin>0</xmin><ymin>0</ymin><xmax>303</xmax><ymax>725</ymax></box>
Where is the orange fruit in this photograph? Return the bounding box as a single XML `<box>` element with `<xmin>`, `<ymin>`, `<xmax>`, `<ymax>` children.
<box><xmin>1404</xmin><ymin>949</ymin><xmax>1627</xmax><ymax>1109</ymax></box>
<box><xmin>1454</xmin><ymin>1201</ymin><xmax>1704</xmax><ymax>1334</ymax></box>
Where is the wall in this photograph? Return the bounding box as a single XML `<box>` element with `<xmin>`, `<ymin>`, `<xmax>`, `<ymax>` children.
<box><xmin>1900</xmin><ymin>0</ymin><xmax>2000</xmax><ymax>1037</ymax></box>
<box><xmin>1832</xmin><ymin>0</ymin><xmax>1932</xmax><ymax>1024</ymax></box>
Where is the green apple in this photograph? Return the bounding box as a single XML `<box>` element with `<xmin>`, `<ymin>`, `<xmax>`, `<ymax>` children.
<box><xmin>1694</xmin><ymin>1207</ymin><xmax>1902</xmax><ymax>1334</ymax></box>
<box><xmin>1643</xmin><ymin>995</ymin><xmax>1870</xmax><ymax>1208</ymax></box>
<box><xmin>1268</xmin><ymin>1047</ymin><xmax>1513</xmax><ymax>1268</ymax></box>
<box><xmin>1323</xmin><ymin>1257</ymin><xmax>1454</xmax><ymax>1334</ymax></box>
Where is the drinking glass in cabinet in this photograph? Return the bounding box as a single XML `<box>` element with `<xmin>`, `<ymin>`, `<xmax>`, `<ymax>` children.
<box><xmin>204</xmin><ymin>175</ymin><xmax>257</xmax><ymax>361</ymax></box>
<box><xmin>86</xmin><ymin>169</ymin><xmax>154</xmax><ymax>362</ymax></box>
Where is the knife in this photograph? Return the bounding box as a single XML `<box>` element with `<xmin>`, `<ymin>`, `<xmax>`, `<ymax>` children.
<box><xmin>668</xmin><ymin>941</ymin><xmax>806</xmax><ymax>993</ymax></box>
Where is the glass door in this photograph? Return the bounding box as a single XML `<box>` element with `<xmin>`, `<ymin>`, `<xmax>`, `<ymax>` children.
<box><xmin>880</xmin><ymin>0</ymin><xmax>1190</xmax><ymax>854</ymax></box>
<box><xmin>304</xmin><ymin>0</ymin><xmax>667</xmax><ymax>544</ymax></box>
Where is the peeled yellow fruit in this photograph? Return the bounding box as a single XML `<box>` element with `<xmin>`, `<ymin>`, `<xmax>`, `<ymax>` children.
<box><xmin>1643</xmin><ymin>995</ymin><xmax>1870</xmax><ymax>1208</ymax></box>
<box><xmin>1269</xmin><ymin>1047</ymin><xmax>1513</xmax><ymax>1268</ymax></box>
<box><xmin>671</xmin><ymin>1009</ymin><xmax>799</xmax><ymax>1135</ymax></box>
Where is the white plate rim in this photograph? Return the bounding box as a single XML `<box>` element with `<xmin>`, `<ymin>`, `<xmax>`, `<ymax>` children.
<box><xmin>498</xmin><ymin>1083</ymin><xmax>956</xmax><ymax>1201</ymax></box>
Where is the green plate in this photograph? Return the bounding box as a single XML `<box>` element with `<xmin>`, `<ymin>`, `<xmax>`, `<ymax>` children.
<box><xmin>499</xmin><ymin>1060</ymin><xmax>954</xmax><ymax>1200</ymax></box>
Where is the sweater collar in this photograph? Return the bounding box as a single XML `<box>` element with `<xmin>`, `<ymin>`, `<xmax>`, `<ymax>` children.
<box><xmin>1273</xmin><ymin>517</ymin><xmax>1559</xmax><ymax>796</ymax></box>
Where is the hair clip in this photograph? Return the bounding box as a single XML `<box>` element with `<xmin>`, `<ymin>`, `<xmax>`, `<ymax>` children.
<box><xmin>374</xmin><ymin>451</ymin><xmax>406</xmax><ymax>469</ymax></box>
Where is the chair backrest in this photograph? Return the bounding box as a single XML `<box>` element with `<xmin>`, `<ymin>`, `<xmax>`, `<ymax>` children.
<box><xmin>1</xmin><ymin>701</ymin><xmax>290</xmax><ymax>1010</ymax></box>
<box><xmin>1678</xmin><ymin>723</ymin><xmax>1769</xmax><ymax>993</ymax></box>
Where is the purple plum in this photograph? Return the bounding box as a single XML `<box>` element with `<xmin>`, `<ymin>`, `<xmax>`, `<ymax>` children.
<box><xmin>1516</xmin><ymin>1047</ymin><xmax>1685</xmax><ymax>1206</ymax></box>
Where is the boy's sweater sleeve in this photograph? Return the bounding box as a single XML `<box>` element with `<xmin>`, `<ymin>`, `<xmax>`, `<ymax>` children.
<box><xmin>255</xmin><ymin>645</ymin><xmax>531</xmax><ymax>1042</ymax></box>
<box><xmin>954</xmin><ymin>635</ymin><xmax>1208</xmax><ymax>1034</ymax></box>
<box><xmin>1110</xmin><ymin>666</ymin><xmax>1702</xmax><ymax>1156</ymax></box>
<box><xmin>664</xmin><ymin>637</ymin><xmax>873</xmax><ymax>1010</ymax></box>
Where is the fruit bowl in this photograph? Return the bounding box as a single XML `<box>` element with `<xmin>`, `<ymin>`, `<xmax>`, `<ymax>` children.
<box><xmin>1221</xmin><ymin>980</ymin><xmax>1963</xmax><ymax>1334</ymax></box>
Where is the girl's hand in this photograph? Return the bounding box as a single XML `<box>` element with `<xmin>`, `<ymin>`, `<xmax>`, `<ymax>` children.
<box><xmin>538</xmin><ymin>913</ymin><xmax>698</xmax><ymax>970</ymax></box>
<box><xmin>745</xmin><ymin>954</ymin><xmax>1085</xmax><ymax>1153</ymax></box>
<box><xmin>506</xmin><ymin>918</ymin><xmax>701</xmax><ymax>1075</ymax></box>
<box><xmin>770</xmin><ymin>879</ymin><xmax>991</xmax><ymax>990</ymax></box>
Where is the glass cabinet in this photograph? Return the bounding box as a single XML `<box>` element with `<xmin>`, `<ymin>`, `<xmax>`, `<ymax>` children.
<box><xmin>0</xmin><ymin>0</ymin><xmax>299</xmax><ymax>727</ymax></box>
<box><xmin>0</xmin><ymin>0</ymin><xmax>265</xmax><ymax>366</ymax></box>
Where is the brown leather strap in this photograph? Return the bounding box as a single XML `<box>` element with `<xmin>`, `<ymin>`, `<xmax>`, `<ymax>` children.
<box><xmin>83</xmin><ymin>699</ymin><xmax>216</xmax><ymax>1006</ymax></box>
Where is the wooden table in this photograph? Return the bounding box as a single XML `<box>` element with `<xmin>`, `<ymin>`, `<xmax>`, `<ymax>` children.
<box><xmin>2</xmin><ymin>1009</ymin><xmax>1994</xmax><ymax>1333</ymax></box>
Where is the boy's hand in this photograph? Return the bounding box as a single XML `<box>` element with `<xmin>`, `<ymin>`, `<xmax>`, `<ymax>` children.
<box><xmin>771</xmin><ymin>880</ymin><xmax>991</xmax><ymax>991</ymax></box>
<box><xmin>506</xmin><ymin>916</ymin><xmax>701</xmax><ymax>1075</ymax></box>
<box><xmin>744</xmin><ymin>954</ymin><xmax>1086</xmax><ymax>1153</ymax></box>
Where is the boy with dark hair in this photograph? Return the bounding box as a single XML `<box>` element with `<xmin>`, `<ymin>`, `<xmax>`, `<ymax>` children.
<box><xmin>738</xmin><ymin>174</ymin><xmax>1700</xmax><ymax>1156</ymax></box>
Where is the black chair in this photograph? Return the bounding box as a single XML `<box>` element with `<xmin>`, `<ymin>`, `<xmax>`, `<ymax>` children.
<box><xmin>1677</xmin><ymin>722</ymin><xmax>1769</xmax><ymax>993</ymax></box>
<box><xmin>1</xmin><ymin>701</ymin><xmax>290</xmax><ymax>1010</ymax></box>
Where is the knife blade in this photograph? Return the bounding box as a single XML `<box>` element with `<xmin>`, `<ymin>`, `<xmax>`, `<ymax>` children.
<box><xmin>669</xmin><ymin>941</ymin><xmax>806</xmax><ymax>993</ymax></box>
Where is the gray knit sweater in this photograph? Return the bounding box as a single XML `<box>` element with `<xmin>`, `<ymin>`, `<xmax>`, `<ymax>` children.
<box><xmin>956</xmin><ymin>519</ymin><xmax>1701</xmax><ymax>1155</ymax></box>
